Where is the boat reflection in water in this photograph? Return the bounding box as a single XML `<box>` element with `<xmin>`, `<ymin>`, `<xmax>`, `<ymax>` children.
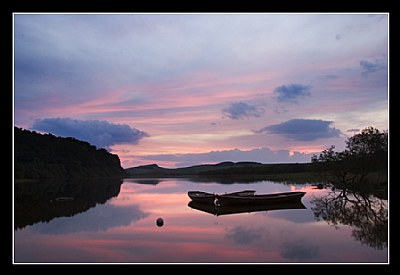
<box><xmin>215</xmin><ymin>191</ymin><xmax>306</xmax><ymax>206</ymax></box>
<box><xmin>188</xmin><ymin>199</ymin><xmax>306</xmax><ymax>216</ymax></box>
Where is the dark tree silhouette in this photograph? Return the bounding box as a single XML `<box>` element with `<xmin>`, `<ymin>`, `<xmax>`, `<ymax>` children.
<box><xmin>311</xmin><ymin>127</ymin><xmax>388</xmax><ymax>192</ymax></box>
<box><xmin>345</xmin><ymin>127</ymin><xmax>388</xmax><ymax>182</ymax></box>
<box><xmin>346</xmin><ymin>126</ymin><xmax>388</xmax><ymax>156</ymax></box>
<box><xmin>14</xmin><ymin>127</ymin><xmax>126</xmax><ymax>179</ymax></box>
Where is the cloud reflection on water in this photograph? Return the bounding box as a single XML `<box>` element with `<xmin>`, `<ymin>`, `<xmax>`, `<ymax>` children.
<box><xmin>30</xmin><ymin>204</ymin><xmax>149</xmax><ymax>234</ymax></box>
<box><xmin>281</xmin><ymin>240</ymin><xmax>320</xmax><ymax>261</ymax></box>
<box><xmin>265</xmin><ymin>208</ymin><xmax>316</xmax><ymax>223</ymax></box>
<box><xmin>225</xmin><ymin>226</ymin><xmax>266</xmax><ymax>245</ymax></box>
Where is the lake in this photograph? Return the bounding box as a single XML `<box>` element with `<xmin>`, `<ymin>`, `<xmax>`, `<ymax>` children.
<box><xmin>14</xmin><ymin>178</ymin><xmax>388</xmax><ymax>263</ymax></box>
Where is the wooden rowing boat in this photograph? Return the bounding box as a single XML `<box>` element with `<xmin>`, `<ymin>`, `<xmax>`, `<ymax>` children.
<box><xmin>188</xmin><ymin>190</ymin><xmax>255</xmax><ymax>204</ymax></box>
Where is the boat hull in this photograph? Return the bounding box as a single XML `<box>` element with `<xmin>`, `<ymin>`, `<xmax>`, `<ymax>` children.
<box><xmin>215</xmin><ymin>191</ymin><xmax>306</xmax><ymax>206</ymax></box>
<box><xmin>188</xmin><ymin>191</ymin><xmax>215</xmax><ymax>204</ymax></box>
<box><xmin>188</xmin><ymin>190</ymin><xmax>256</xmax><ymax>204</ymax></box>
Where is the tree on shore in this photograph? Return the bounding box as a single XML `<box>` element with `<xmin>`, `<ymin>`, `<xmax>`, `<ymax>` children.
<box><xmin>312</xmin><ymin>127</ymin><xmax>388</xmax><ymax>190</ymax></box>
<box><xmin>14</xmin><ymin>127</ymin><xmax>125</xmax><ymax>179</ymax></box>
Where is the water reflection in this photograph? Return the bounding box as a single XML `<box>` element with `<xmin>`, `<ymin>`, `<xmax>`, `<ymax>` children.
<box><xmin>226</xmin><ymin>226</ymin><xmax>264</xmax><ymax>245</ymax></box>
<box><xmin>310</xmin><ymin>188</ymin><xmax>388</xmax><ymax>250</ymax></box>
<box><xmin>185</xmin><ymin>177</ymin><xmax>314</xmax><ymax>185</ymax></box>
<box><xmin>188</xmin><ymin>200</ymin><xmax>306</xmax><ymax>216</ymax></box>
<box><xmin>185</xmin><ymin>177</ymin><xmax>268</xmax><ymax>184</ymax></box>
<box><xmin>14</xmin><ymin>178</ymin><xmax>388</xmax><ymax>263</ymax></box>
<box><xmin>30</xmin><ymin>204</ymin><xmax>148</xmax><ymax>234</ymax></box>
<box><xmin>124</xmin><ymin>179</ymin><xmax>163</xmax><ymax>185</ymax></box>
<box><xmin>15</xmin><ymin>178</ymin><xmax>123</xmax><ymax>229</ymax></box>
<box><xmin>281</xmin><ymin>240</ymin><xmax>320</xmax><ymax>261</ymax></box>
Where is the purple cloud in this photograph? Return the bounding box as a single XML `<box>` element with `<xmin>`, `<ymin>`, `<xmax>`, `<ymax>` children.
<box><xmin>360</xmin><ymin>59</ymin><xmax>386</xmax><ymax>77</ymax></box>
<box><xmin>256</xmin><ymin>119</ymin><xmax>342</xmax><ymax>141</ymax></box>
<box><xmin>32</xmin><ymin>117</ymin><xmax>149</xmax><ymax>149</ymax></box>
<box><xmin>222</xmin><ymin>102</ymin><xmax>264</xmax><ymax>120</ymax></box>
<box><xmin>274</xmin><ymin>84</ymin><xmax>311</xmax><ymax>103</ymax></box>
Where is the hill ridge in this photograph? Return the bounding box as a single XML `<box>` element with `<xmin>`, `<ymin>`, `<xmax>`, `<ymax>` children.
<box><xmin>124</xmin><ymin>161</ymin><xmax>316</xmax><ymax>178</ymax></box>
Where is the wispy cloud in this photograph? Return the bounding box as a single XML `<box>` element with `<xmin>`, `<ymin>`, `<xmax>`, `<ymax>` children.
<box><xmin>32</xmin><ymin>117</ymin><xmax>149</xmax><ymax>149</ymax></box>
<box><xmin>222</xmin><ymin>102</ymin><xmax>264</xmax><ymax>120</ymax></box>
<box><xmin>360</xmin><ymin>59</ymin><xmax>386</xmax><ymax>77</ymax></box>
<box><xmin>273</xmin><ymin>84</ymin><xmax>311</xmax><ymax>103</ymax></box>
<box><xmin>318</xmin><ymin>74</ymin><xmax>339</xmax><ymax>81</ymax></box>
<box><xmin>255</xmin><ymin>119</ymin><xmax>342</xmax><ymax>141</ymax></box>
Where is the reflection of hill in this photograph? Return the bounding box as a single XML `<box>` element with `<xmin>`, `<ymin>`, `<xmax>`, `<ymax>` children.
<box><xmin>185</xmin><ymin>177</ymin><xmax>263</xmax><ymax>185</ymax></box>
<box><xmin>310</xmin><ymin>189</ymin><xmax>388</xmax><ymax>250</ymax></box>
<box><xmin>14</xmin><ymin>178</ymin><xmax>122</xmax><ymax>229</ymax></box>
<box><xmin>124</xmin><ymin>179</ymin><xmax>162</xmax><ymax>185</ymax></box>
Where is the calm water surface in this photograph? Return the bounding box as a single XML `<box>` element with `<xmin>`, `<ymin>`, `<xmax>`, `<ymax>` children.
<box><xmin>14</xmin><ymin>178</ymin><xmax>388</xmax><ymax>263</ymax></box>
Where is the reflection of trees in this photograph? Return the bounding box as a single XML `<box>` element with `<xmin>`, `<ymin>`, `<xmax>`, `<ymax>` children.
<box><xmin>14</xmin><ymin>178</ymin><xmax>122</xmax><ymax>229</ymax></box>
<box><xmin>310</xmin><ymin>189</ymin><xmax>388</xmax><ymax>250</ymax></box>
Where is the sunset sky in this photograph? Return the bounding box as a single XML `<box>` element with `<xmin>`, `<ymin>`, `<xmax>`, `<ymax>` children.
<box><xmin>13</xmin><ymin>13</ymin><xmax>388</xmax><ymax>168</ymax></box>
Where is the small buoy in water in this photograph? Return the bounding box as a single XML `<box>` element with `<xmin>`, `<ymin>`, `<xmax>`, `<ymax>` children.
<box><xmin>156</xmin><ymin>217</ymin><xmax>164</xmax><ymax>227</ymax></box>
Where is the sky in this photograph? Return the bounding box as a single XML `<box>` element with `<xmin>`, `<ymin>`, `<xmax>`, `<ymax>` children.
<box><xmin>13</xmin><ymin>13</ymin><xmax>389</xmax><ymax>168</ymax></box>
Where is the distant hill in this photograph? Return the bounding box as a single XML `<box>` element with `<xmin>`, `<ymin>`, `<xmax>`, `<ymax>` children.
<box><xmin>125</xmin><ymin>161</ymin><xmax>318</xmax><ymax>179</ymax></box>
<box><xmin>14</xmin><ymin>127</ymin><xmax>125</xmax><ymax>179</ymax></box>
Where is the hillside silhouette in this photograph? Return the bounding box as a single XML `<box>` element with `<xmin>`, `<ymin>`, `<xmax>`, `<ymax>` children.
<box><xmin>125</xmin><ymin>161</ymin><xmax>321</xmax><ymax>183</ymax></box>
<box><xmin>14</xmin><ymin>127</ymin><xmax>125</xmax><ymax>179</ymax></box>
